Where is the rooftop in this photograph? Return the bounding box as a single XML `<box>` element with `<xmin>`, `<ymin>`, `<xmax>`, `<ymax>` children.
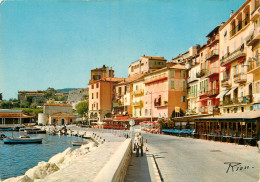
<box><xmin>44</xmin><ymin>103</ymin><xmax>72</xmax><ymax>107</ymax></box>
<box><xmin>51</xmin><ymin>113</ymin><xmax>74</xmax><ymax>117</ymax></box>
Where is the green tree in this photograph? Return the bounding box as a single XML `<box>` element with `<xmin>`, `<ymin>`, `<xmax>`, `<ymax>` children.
<box><xmin>76</xmin><ymin>101</ymin><xmax>88</xmax><ymax>117</ymax></box>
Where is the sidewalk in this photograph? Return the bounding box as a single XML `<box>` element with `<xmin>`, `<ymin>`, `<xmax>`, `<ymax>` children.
<box><xmin>125</xmin><ymin>151</ymin><xmax>157</xmax><ymax>182</ymax></box>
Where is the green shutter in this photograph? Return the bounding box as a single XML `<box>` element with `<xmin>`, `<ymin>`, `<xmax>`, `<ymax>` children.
<box><xmin>171</xmin><ymin>80</ymin><xmax>175</xmax><ymax>89</ymax></box>
<box><xmin>183</xmin><ymin>81</ymin><xmax>186</xmax><ymax>91</ymax></box>
<box><xmin>171</xmin><ymin>70</ymin><xmax>175</xmax><ymax>78</ymax></box>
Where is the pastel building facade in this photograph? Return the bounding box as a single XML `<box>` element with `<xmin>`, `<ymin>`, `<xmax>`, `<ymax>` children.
<box><xmin>128</xmin><ymin>56</ymin><xmax>167</xmax><ymax>77</ymax></box>
<box><xmin>219</xmin><ymin>0</ymin><xmax>255</xmax><ymax>114</ymax></box>
<box><xmin>144</xmin><ymin>64</ymin><xmax>187</xmax><ymax>120</ymax></box>
<box><xmin>88</xmin><ymin>65</ymin><xmax>123</xmax><ymax>123</ymax></box>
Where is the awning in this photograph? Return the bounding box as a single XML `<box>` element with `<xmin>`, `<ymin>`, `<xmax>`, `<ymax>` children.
<box><xmin>196</xmin><ymin>98</ymin><xmax>208</xmax><ymax>103</ymax></box>
<box><xmin>216</xmin><ymin>90</ymin><xmax>229</xmax><ymax>99</ymax></box>
<box><xmin>226</xmin><ymin>87</ymin><xmax>238</xmax><ymax>96</ymax></box>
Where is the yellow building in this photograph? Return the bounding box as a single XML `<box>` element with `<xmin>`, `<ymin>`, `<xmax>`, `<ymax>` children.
<box><xmin>218</xmin><ymin>0</ymin><xmax>256</xmax><ymax>114</ymax></box>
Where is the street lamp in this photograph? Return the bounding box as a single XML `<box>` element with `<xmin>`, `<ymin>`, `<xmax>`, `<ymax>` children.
<box><xmin>146</xmin><ymin>91</ymin><xmax>153</xmax><ymax>122</ymax></box>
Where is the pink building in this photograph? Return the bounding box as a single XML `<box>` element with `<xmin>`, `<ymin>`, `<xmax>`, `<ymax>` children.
<box><xmin>144</xmin><ymin>64</ymin><xmax>187</xmax><ymax>120</ymax></box>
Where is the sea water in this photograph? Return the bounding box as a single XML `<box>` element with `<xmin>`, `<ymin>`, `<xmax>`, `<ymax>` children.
<box><xmin>0</xmin><ymin>132</ymin><xmax>86</xmax><ymax>180</ymax></box>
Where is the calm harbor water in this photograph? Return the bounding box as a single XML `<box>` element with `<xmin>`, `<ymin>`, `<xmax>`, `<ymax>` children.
<box><xmin>0</xmin><ymin>131</ymin><xmax>86</xmax><ymax>180</ymax></box>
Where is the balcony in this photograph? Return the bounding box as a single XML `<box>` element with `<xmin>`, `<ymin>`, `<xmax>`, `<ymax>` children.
<box><xmin>229</xmin><ymin>17</ymin><xmax>250</xmax><ymax>38</ymax></box>
<box><xmin>206</xmin><ymin>67</ymin><xmax>219</xmax><ymax>77</ymax></box>
<box><xmin>132</xmin><ymin>89</ymin><xmax>144</xmax><ymax>96</ymax></box>
<box><xmin>220</xmin><ymin>46</ymin><xmax>246</xmax><ymax>67</ymax></box>
<box><xmin>187</xmin><ymin>77</ymin><xmax>199</xmax><ymax>83</ymax></box>
<box><xmin>144</xmin><ymin>73</ymin><xmax>168</xmax><ymax>84</ymax></box>
<box><xmin>246</xmin><ymin>26</ymin><xmax>260</xmax><ymax>46</ymax></box>
<box><xmin>196</xmin><ymin>69</ymin><xmax>207</xmax><ymax>78</ymax></box>
<box><xmin>248</xmin><ymin>58</ymin><xmax>260</xmax><ymax>74</ymax></box>
<box><xmin>238</xmin><ymin>95</ymin><xmax>252</xmax><ymax>104</ymax></box>
<box><xmin>186</xmin><ymin>108</ymin><xmax>197</xmax><ymax>115</ymax></box>
<box><xmin>221</xmin><ymin>77</ymin><xmax>231</xmax><ymax>88</ymax></box>
<box><xmin>233</xmin><ymin>73</ymin><xmax>247</xmax><ymax>84</ymax></box>
<box><xmin>207</xmin><ymin>34</ymin><xmax>219</xmax><ymax>47</ymax></box>
<box><xmin>199</xmin><ymin>89</ymin><xmax>208</xmax><ymax>96</ymax></box>
<box><xmin>187</xmin><ymin>92</ymin><xmax>198</xmax><ymax>99</ymax></box>
<box><xmin>199</xmin><ymin>106</ymin><xmax>208</xmax><ymax>114</ymax></box>
<box><xmin>207</xmin><ymin>89</ymin><xmax>219</xmax><ymax>96</ymax></box>
<box><xmin>206</xmin><ymin>49</ymin><xmax>219</xmax><ymax>61</ymax></box>
<box><xmin>155</xmin><ymin>101</ymin><xmax>168</xmax><ymax>108</ymax></box>
<box><xmin>132</xmin><ymin>101</ymin><xmax>143</xmax><ymax>107</ymax></box>
<box><xmin>113</xmin><ymin>101</ymin><xmax>124</xmax><ymax>108</ymax></box>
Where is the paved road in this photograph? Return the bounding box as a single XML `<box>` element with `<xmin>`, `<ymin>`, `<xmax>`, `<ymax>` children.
<box><xmin>143</xmin><ymin>133</ymin><xmax>260</xmax><ymax>182</ymax></box>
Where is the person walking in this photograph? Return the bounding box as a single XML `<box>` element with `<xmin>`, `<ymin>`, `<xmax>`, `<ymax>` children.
<box><xmin>134</xmin><ymin>133</ymin><xmax>140</xmax><ymax>157</ymax></box>
<box><xmin>138</xmin><ymin>132</ymin><xmax>144</xmax><ymax>157</ymax></box>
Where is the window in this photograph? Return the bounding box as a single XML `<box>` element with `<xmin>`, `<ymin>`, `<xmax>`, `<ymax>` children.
<box><xmin>241</xmin><ymin>107</ymin><xmax>244</xmax><ymax>112</ymax></box>
<box><xmin>96</xmin><ymin>83</ymin><xmax>99</xmax><ymax>88</ymax></box>
<box><xmin>181</xmin><ymin>70</ymin><xmax>186</xmax><ymax>78</ymax></box>
<box><xmin>96</xmin><ymin>103</ymin><xmax>98</xmax><ymax>109</ymax></box>
<box><xmin>183</xmin><ymin>81</ymin><xmax>186</xmax><ymax>91</ymax></box>
<box><xmin>96</xmin><ymin>92</ymin><xmax>98</xmax><ymax>98</ymax></box>
<box><xmin>181</xmin><ymin>96</ymin><xmax>185</xmax><ymax>102</ymax></box>
<box><xmin>92</xmin><ymin>93</ymin><xmax>94</xmax><ymax>99</ymax></box>
<box><xmin>91</xmin><ymin>84</ymin><xmax>94</xmax><ymax>89</ymax></box>
<box><xmin>171</xmin><ymin>70</ymin><xmax>175</xmax><ymax>78</ymax></box>
<box><xmin>145</xmin><ymin>109</ymin><xmax>148</xmax><ymax>116</ymax></box>
<box><xmin>171</xmin><ymin>80</ymin><xmax>175</xmax><ymax>89</ymax></box>
<box><xmin>140</xmin><ymin>109</ymin><xmax>142</xmax><ymax>116</ymax></box>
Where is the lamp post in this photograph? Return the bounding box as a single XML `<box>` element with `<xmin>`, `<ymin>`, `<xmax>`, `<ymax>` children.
<box><xmin>146</xmin><ymin>91</ymin><xmax>153</xmax><ymax>122</ymax></box>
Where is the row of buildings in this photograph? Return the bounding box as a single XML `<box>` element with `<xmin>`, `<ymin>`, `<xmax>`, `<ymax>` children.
<box><xmin>88</xmin><ymin>0</ymin><xmax>260</xmax><ymax>140</ymax></box>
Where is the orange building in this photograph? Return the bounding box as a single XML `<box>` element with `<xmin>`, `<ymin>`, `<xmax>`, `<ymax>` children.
<box><xmin>88</xmin><ymin>65</ymin><xmax>123</xmax><ymax>124</ymax></box>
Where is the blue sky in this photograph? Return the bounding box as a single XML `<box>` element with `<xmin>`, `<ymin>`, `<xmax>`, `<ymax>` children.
<box><xmin>0</xmin><ymin>0</ymin><xmax>245</xmax><ymax>99</ymax></box>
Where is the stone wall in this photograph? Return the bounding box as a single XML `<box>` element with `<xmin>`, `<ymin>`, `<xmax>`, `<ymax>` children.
<box><xmin>94</xmin><ymin>138</ymin><xmax>132</xmax><ymax>182</ymax></box>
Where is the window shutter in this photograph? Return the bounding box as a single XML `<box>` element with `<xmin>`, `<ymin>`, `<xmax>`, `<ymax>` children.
<box><xmin>171</xmin><ymin>80</ymin><xmax>175</xmax><ymax>89</ymax></box>
<box><xmin>171</xmin><ymin>70</ymin><xmax>175</xmax><ymax>78</ymax></box>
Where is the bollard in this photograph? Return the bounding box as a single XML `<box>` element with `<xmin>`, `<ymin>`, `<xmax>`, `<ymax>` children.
<box><xmin>258</xmin><ymin>141</ymin><xmax>260</xmax><ymax>153</ymax></box>
<box><xmin>145</xmin><ymin>139</ymin><xmax>149</xmax><ymax>152</ymax></box>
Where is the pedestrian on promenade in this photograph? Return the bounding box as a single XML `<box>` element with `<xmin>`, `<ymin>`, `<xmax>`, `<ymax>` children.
<box><xmin>134</xmin><ymin>133</ymin><xmax>140</xmax><ymax>157</ymax></box>
<box><xmin>138</xmin><ymin>132</ymin><xmax>144</xmax><ymax>157</ymax></box>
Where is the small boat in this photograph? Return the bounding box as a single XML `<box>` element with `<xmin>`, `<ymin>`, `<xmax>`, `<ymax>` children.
<box><xmin>71</xmin><ymin>141</ymin><xmax>88</xmax><ymax>146</ymax></box>
<box><xmin>3</xmin><ymin>137</ymin><xmax>43</xmax><ymax>144</ymax></box>
<box><xmin>19</xmin><ymin>135</ymin><xmax>30</xmax><ymax>138</ymax></box>
<box><xmin>25</xmin><ymin>129</ymin><xmax>46</xmax><ymax>134</ymax></box>
<box><xmin>0</xmin><ymin>134</ymin><xmax>7</xmax><ymax>140</ymax></box>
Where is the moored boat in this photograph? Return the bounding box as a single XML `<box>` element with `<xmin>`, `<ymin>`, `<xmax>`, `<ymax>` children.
<box><xmin>3</xmin><ymin>137</ymin><xmax>43</xmax><ymax>144</ymax></box>
<box><xmin>71</xmin><ymin>141</ymin><xmax>88</xmax><ymax>146</ymax></box>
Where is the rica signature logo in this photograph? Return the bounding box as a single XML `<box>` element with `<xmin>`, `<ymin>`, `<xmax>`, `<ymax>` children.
<box><xmin>224</xmin><ymin>162</ymin><xmax>255</xmax><ymax>173</ymax></box>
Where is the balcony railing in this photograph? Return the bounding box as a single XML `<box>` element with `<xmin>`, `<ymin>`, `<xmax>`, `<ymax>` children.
<box><xmin>220</xmin><ymin>46</ymin><xmax>246</xmax><ymax>66</ymax></box>
<box><xmin>155</xmin><ymin>101</ymin><xmax>168</xmax><ymax>108</ymax></box>
<box><xmin>233</xmin><ymin>73</ymin><xmax>247</xmax><ymax>84</ymax></box>
<box><xmin>206</xmin><ymin>67</ymin><xmax>219</xmax><ymax>77</ymax></box>
<box><xmin>196</xmin><ymin>69</ymin><xmax>207</xmax><ymax>78</ymax></box>
<box><xmin>248</xmin><ymin>57</ymin><xmax>260</xmax><ymax>73</ymax></box>
<box><xmin>207</xmin><ymin>89</ymin><xmax>219</xmax><ymax>96</ymax></box>
<box><xmin>221</xmin><ymin>77</ymin><xmax>231</xmax><ymax>88</ymax></box>
<box><xmin>144</xmin><ymin>73</ymin><xmax>168</xmax><ymax>84</ymax></box>
<box><xmin>230</xmin><ymin>17</ymin><xmax>250</xmax><ymax>37</ymax></box>
<box><xmin>113</xmin><ymin>101</ymin><xmax>124</xmax><ymax>107</ymax></box>
<box><xmin>206</xmin><ymin>49</ymin><xmax>219</xmax><ymax>60</ymax></box>
<box><xmin>187</xmin><ymin>92</ymin><xmax>198</xmax><ymax>99</ymax></box>
<box><xmin>199</xmin><ymin>106</ymin><xmax>208</xmax><ymax>114</ymax></box>
<box><xmin>238</xmin><ymin>96</ymin><xmax>253</xmax><ymax>104</ymax></box>
<box><xmin>199</xmin><ymin>89</ymin><xmax>208</xmax><ymax>96</ymax></box>
<box><xmin>132</xmin><ymin>101</ymin><xmax>143</xmax><ymax>107</ymax></box>
<box><xmin>132</xmin><ymin>89</ymin><xmax>144</xmax><ymax>96</ymax></box>
<box><xmin>207</xmin><ymin>34</ymin><xmax>219</xmax><ymax>46</ymax></box>
<box><xmin>246</xmin><ymin>26</ymin><xmax>260</xmax><ymax>46</ymax></box>
<box><xmin>187</xmin><ymin>77</ymin><xmax>199</xmax><ymax>83</ymax></box>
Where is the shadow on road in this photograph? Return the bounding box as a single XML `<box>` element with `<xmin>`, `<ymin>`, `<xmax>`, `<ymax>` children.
<box><xmin>125</xmin><ymin>153</ymin><xmax>152</xmax><ymax>182</ymax></box>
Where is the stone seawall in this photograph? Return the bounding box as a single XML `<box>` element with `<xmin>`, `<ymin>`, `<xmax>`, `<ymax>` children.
<box><xmin>94</xmin><ymin>138</ymin><xmax>132</xmax><ymax>182</ymax></box>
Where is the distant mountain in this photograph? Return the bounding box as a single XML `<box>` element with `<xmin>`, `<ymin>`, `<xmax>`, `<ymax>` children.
<box><xmin>56</xmin><ymin>88</ymin><xmax>78</xmax><ymax>93</ymax></box>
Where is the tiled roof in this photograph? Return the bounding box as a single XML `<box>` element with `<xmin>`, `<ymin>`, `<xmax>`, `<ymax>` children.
<box><xmin>103</xmin><ymin>77</ymin><xmax>124</xmax><ymax>82</ymax></box>
<box><xmin>51</xmin><ymin>113</ymin><xmax>74</xmax><ymax>117</ymax></box>
<box><xmin>141</xmin><ymin>56</ymin><xmax>166</xmax><ymax>60</ymax></box>
<box><xmin>44</xmin><ymin>103</ymin><xmax>72</xmax><ymax>107</ymax></box>
<box><xmin>0</xmin><ymin>113</ymin><xmax>34</xmax><ymax>118</ymax></box>
<box><xmin>169</xmin><ymin>64</ymin><xmax>187</xmax><ymax>70</ymax></box>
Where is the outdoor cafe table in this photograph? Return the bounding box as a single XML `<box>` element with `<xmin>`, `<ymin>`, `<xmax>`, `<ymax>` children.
<box><xmin>201</xmin><ymin>134</ymin><xmax>208</xmax><ymax>140</ymax></box>
<box><xmin>231</xmin><ymin>137</ymin><xmax>242</xmax><ymax>144</ymax></box>
<box><xmin>214</xmin><ymin>135</ymin><xmax>222</xmax><ymax>142</ymax></box>
<box><xmin>207</xmin><ymin>134</ymin><xmax>215</xmax><ymax>140</ymax></box>
<box><xmin>222</xmin><ymin>136</ymin><xmax>231</xmax><ymax>142</ymax></box>
<box><xmin>243</xmin><ymin>138</ymin><xmax>254</xmax><ymax>146</ymax></box>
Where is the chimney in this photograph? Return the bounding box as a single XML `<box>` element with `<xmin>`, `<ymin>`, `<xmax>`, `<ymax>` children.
<box><xmin>230</xmin><ymin>10</ymin><xmax>234</xmax><ymax>18</ymax></box>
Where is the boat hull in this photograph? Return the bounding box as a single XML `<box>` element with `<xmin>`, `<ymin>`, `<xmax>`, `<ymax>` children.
<box><xmin>3</xmin><ymin>138</ymin><xmax>43</xmax><ymax>144</ymax></box>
